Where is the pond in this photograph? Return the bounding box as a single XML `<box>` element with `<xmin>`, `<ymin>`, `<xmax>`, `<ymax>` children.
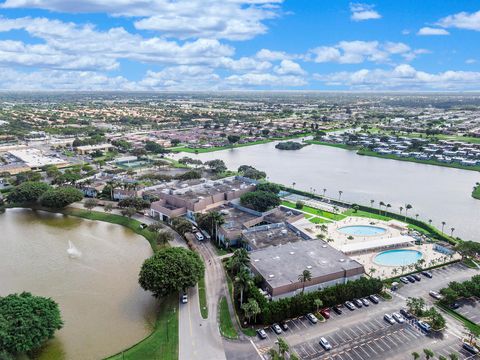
<box><xmin>0</xmin><ymin>208</ymin><xmax>157</xmax><ymax>360</ymax></box>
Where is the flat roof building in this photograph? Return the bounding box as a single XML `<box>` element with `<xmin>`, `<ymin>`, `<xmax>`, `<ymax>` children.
<box><xmin>250</xmin><ymin>240</ymin><xmax>364</xmax><ymax>299</ymax></box>
<box><xmin>7</xmin><ymin>149</ymin><xmax>69</xmax><ymax>170</ymax></box>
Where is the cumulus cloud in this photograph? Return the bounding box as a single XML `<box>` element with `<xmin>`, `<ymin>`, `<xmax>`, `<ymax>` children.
<box><xmin>1</xmin><ymin>0</ymin><xmax>283</xmax><ymax>40</ymax></box>
<box><xmin>307</xmin><ymin>41</ymin><xmax>425</xmax><ymax>64</ymax></box>
<box><xmin>255</xmin><ymin>48</ymin><xmax>292</xmax><ymax>61</ymax></box>
<box><xmin>140</xmin><ymin>66</ymin><xmax>221</xmax><ymax>90</ymax></box>
<box><xmin>350</xmin><ymin>3</ymin><xmax>381</xmax><ymax>22</ymax></box>
<box><xmin>437</xmin><ymin>10</ymin><xmax>480</xmax><ymax>31</ymax></box>
<box><xmin>315</xmin><ymin>64</ymin><xmax>480</xmax><ymax>90</ymax></box>
<box><xmin>274</xmin><ymin>60</ymin><xmax>305</xmax><ymax>75</ymax></box>
<box><xmin>225</xmin><ymin>73</ymin><xmax>306</xmax><ymax>87</ymax></box>
<box><xmin>417</xmin><ymin>27</ymin><xmax>450</xmax><ymax>36</ymax></box>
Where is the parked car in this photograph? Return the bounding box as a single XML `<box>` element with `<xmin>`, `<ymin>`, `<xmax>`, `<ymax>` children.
<box><xmin>181</xmin><ymin>293</ymin><xmax>188</xmax><ymax>304</ymax></box>
<box><xmin>384</xmin><ymin>313</ymin><xmax>395</xmax><ymax>324</ymax></box>
<box><xmin>421</xmin><ymin>271</ymin><xmax>433</xmax><ymax>278</ymax></box>
<box><xmin>369</xmin><ymin>295</ymin><xmax>380</xmax><ymax>304</ymax></box>
<box><xmin>257</xmin><ymin>329</ymin><xmax>267</xmax><ymax>339</ymax></box>
<box><xmin>195</xmin><ymin>232</ymin><xmax>205</xmax><ymax>241</ymax></box>
<box><xmin>320</xmin><ymin>308</ymin><xmax>330</xmax><ymax>319</ymax></box>
<box><xmin>463</xmin><ymin>343</ymin><xmax>479</xmax><ymax>354</ymax></box>
<box><xmin>353</xmin><ymin>299</ymin><xmax>363</xmax><ymax>308</ymax></box>
<box><xmin>429</xmin><ymin>290</ymin><xmax>443</xmax><ymax>300</ymax></box>
<box><xmin>280</xmin><ymin>321</ymin><xmax>289</xmax><ymax>331</ymax></box>
<box><xmin>332</xmin><ymin>305</ymin><xmax>343</xmax><ymax>315</ymax></box>
<box><xmin>319</xmin><ymin>337</ymin><xmax>332</xmax><ymax>351</ymax></box>
<box><xmin>306</xmin><ymin>313</ymin><xmax>318</xmax><ymax>324</ymax></box>
<box><xmin>392</xmin><ymin>312</ymin><xmax>405</xmax><ymax>324</ymax></box>
<box><xmin>271</xmin><ymin>323</ymin><xmax>282</xmax><ymax>335</ymax></box>
<box><xmin>361</xmin><ymin>298</ymin><xmax>370</xmax><ymax>306</ymax></box>
<box><xmin>450</xmin><ymin>302</ymin><xmax>460</xmax><ymax>309</ymax></box>
<box><xmin>417</xmin><ymin>320</ymin><xmax>431</xmax><ymax>332</ymax></box>
<box><xmin>345</xmin><ymin>301</ymin><xmax>356</xmax><ymax>311</ymax></box>
<box><xmin>400</xmin><ymin>308</ymin><xmax>414</xmax><ymax>320</ymax></box>
<box><xmin>400</xmin><ymin>277</ymin><xmax>409</xmax><ymax>284</ymax></box>
<box><xmin>412</xmin><ymin>274</ymin><xmax>421</xmax><ymax>281</ymax></box>
<box><xmin>406</xmin><ymin>275</ymin><xmax>416</xmax><ymax>283</ymax></box>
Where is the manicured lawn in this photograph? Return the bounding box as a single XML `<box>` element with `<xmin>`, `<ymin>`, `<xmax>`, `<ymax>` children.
<box><xmin>107</xmin><ymin>293</ymin><xmax>178</xmax><ymax>360</ymax></box>
<box><xmin>219</xmin><ymin>297</ymin><xmax>238</xmax><ymax>339</ymax></box>
<box><xmin>281</xmin><ymin>200</ymin><xmax>345</xmax><ymax>221</ymax></box>
<box><xmin>198</xmin><ymin>277</ymin><xmax>208</xmax><ymax>319</ymax></box>
<box><xmin>305</xmin><ymin>140</ymin><xmax>358</xmax><ymax>150</ymax></box>
<box><xmin>342</xmin><ymin>209</ymin><xmax>392</xmax><ymax>221</ymax></box>
<box><xmin>309</xmin><ymin>217</ymin><xmax>331</xmax><ymax>224</ymax></box>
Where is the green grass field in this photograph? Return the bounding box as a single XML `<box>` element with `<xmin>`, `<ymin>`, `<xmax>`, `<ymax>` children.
<box><xmin>106</xmin><ymin>294</ymin><xmax>178</xmax><ymax>360</ymax></box>
<box><xmin>281</xmin><ymin>200</ymin><xmax>345</xmax><ymax>221</ymax></box>
<box><xmin>342</xmin><ymin>208</ymin><xmax>392</xmax><ymax>221</ymax></box>
<box><xmin>219</xmin><ymin>297</ymin><xmax>238</xmax><ymax>339</ymax></box>
<box><xmin>198</xmin><ymin>277</ymin><xmax>208</xmax><ymax>319</ymax></box>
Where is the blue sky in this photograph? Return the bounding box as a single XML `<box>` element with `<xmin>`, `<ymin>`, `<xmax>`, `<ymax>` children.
<box><xmin>0</xmin><ymin>0</ymin><xmax>479</xmax><ymax>90</ymax></box>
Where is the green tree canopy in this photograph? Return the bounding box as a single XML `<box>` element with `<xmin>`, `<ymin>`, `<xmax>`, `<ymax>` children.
<box><xmin>39</xmin><ymin>186</ymin><xmax>83</xmax><ymax>208</ymax></box>
<box><xmin>7</xmin><ymin>181</ymin><xmax>51</xmax><ymax>204</ymax></box>
<box><xmin>0</xmin><ymin>292</ymin><xmax>63</xmax><ymax>355</ymax></box>
<box><xmin>240</xmin><ymin>190</ymin><xmax>280</xmax><ymax>212</ymax></box>
<box><xmin>139</xmin><ymin>247</ymin><xmax>205</xmax><ymax>297</ymax></box>
<box><xmin>256</xmin><ymin>182</ymin><xmax>281</xmax><ymax>194</ymax></box>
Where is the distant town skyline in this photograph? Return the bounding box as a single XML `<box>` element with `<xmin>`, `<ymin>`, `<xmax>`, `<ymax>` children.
<box><xmin>0</xmin><ymin>0</ymin><xmax>479</xmax><ymax>91</ymax></box>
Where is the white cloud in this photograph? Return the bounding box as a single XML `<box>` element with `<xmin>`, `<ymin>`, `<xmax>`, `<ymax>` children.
<box><xmin>466</xmin><ymin>58</ymin><xmax>477</xmax><ymax>64</ymax></box>
<box><xmin>274</xmin><ymin>60</ymin><xmax>305</xmax><ymax>75</ymax></box>
<box><xmin>437</xmin><ymin>10</ymin><xmax>480</xmax><ymax>31</ymax></box>
<box><xmin>1</xmin><ymin>0</ymin><xmax>283</xmax><ymax>40</ymax></box>
<box><xmin>308</xmin><ymin>41</ymin><xmax>424</xmax><ymax>64</ymax></box>
<box><xmin>417</xmin><ymin>27</ymin><xmax>450</xmax><ymax>36</ymax></box>
<box><xmin>315</xmin><ymin>64</ymin><xmax>480</xmax><ymax>90</ymax></box>
<box><xmin>349</xmin><ymin>3</ymin><xmax>381</xmax><ymax>22</ymax></box>
<box><xmin>219</xmin><ymin>57</ymin><xmax>272</xmax><ymax>72</ymax></box>
<box><xmin>225</xmin><ymin>73</ymin><xmax>306</xmax><ymax>87</ymax></box>
<box><xmin>140</xmin><ymin>66</ymin><xmax>221</xmax><ymax>90</ymax></box>
<box><xmin>255</xmin><ymin>48</ymin><xmax>292</xmax><ymax>61</ymax></box>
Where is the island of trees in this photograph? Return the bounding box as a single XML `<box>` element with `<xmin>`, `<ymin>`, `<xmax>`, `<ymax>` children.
<box><xmin>275</xmin><ymin>141</ymin><xmax>305</xmax><ymax>150</ymax></box>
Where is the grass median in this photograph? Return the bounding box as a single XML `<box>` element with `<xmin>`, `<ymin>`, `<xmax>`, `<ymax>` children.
<box><xmin>106</xmin><ymin>294</ymin><xmax>179</xmax><ymax>360</ymax></box>
<box><xmin>198</xmin><ymin>277</ymin><xmax>208</xmax><ymax>319</ymax></box>
<box><xmin>219</xmin><ymin>296</ymin><xmax>238</xmax><ymax>339</ymax></box>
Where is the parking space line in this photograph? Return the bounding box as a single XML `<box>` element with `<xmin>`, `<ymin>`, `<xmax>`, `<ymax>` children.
<box><xmin>378</xmin><ymin>337</ymin><xmax>390</xmax><ymax>349</ymax></box>
<box><xmin>371</xmin><ymin>340</ymin><xmax>384</xmax><ymax>352</ymax></box>
<box><xmin>382</xmin><ymin>335</ymin><xmax>397</xmax><ymax>347</ymax></box>
<box><xmin>358</xmin><ymin>344</ymin><xmax>370</xmax><ymax>357</ymax></box>
<box><xmin>342</xmin><ymin>329</ymin><xmax>353</xmax><ymax>340</ymax></box>
<box><xmin>343</xmin><ymin>350</ymin><xmax>355</xmax><ymax>360</ymax></box>
<box><xmin>351</xmin><ymin>346</ymin><xmax>365</xmax><ymax>360</ymax></box>
<box><xmin>365</xmin><ymin>342</ymin><xmax>377</xmax><ymax>355</ymax></box>
<box><xmin>353</xmin><ymin>325</ymin><xmax>366</xmax><ymax>336</ymax></box>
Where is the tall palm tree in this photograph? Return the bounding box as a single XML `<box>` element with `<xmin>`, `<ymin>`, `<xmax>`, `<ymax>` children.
<box><xmin>441</xmin><ymin>221</ymin><xmax>446</xmax><ymax>233</ymax></box>
<box><xmin>338</xmin><ymin>190</ymin><xmax>343</xmax><ymax>201</ymax></box>
<box><xmin>386</xmin><ymin>203</ymin><xmax>391</xmax><ymax>214</ymax></box>
<box><xmin>370</xmin><ymin>199</ymin><xmax>375</xmax><ymax>209</ymax></box>
<box><xmin>423</xmin><ymin>349</ymin><xmax>434</xmax><ymax>360</ymax></box>
<box><xmin>450</xmin><ymin>227</ymin><xmax>455</xmax><ymax>237</ymax></box>
<box><xmin>415</xmin><ymin>214</ymin><xmax>419</xmax><ymax>220</ymax></box>
<box><xmin>399</xmin><ymin>206</ymin><xmax>404</xmax><ymax>217</ymax></box>
<box><xmin>298</xmin><ymin>269</ymin><xmax>312</xmax><ymax>293</ymax></box>
<box><xmin>235</xmin><ymin>269</ymin><xmax>251</xmax><ymax>306</ymax></box>
<box><xmin>428</xmin><ymin>219</ymin><xmax>433</xmax><ymax>226</ymax></box>
<box><xmin>411</xmin><ymin>352</ymin><xmax>420</xmax><ymax>360</ymax></box>
<box><xmin>405</xmin><ymin>204</ymin><xmax>412</xmax><ymax>220</ymax></box>
<box><xmin>292</xmin><ymin>182</ymin><xmax>296</xmax><ymax>189</ymax></box>
<box><xmin>322</xmin><ymin>188</ymin><xmax>327</xmax><ymax>197</ymax></box>
<box><xmin>229</xmin><ymin>248</ymin><xmax>250</xmax><ymax>275</ymax></box>
<box><xmin>379</xmin><ymin>201</ymin><xmax>385</xmax><ymax>215</ymax></box>
<box><xmin>449</xmin><ymin>354</ymin><xmax>459</xmax><ymax>360</ymax></box>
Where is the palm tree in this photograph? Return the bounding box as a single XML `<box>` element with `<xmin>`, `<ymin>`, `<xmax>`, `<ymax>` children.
<box><xmin>322</xmin><ymin>188</ymin><xmax>327</xmax><ymax>197</ymax></box>
<box><xmin>399</xmin><ymin>206</ymin><xmax>404</xmax><ymax>216</ymax></box>
<box><xmin>235</xmin><ymin>269</ymin><xmax>251</xmax><ymax>306</ymax></box>
<box><xmin>441</xmin><ymin>221</ymin><xmax>446</xmax><ymax>233</ymax></box>
<box><xmin>449</xmin><ymin>354</ymin><xmax>459</xmax><ymax>360</ymax></box>
<box><xmin>386</xmin><ymin>203</ymin><xmax>392</xmax><ymax>214</ymax></box>
<box><xmin>423</xmin><ymin>349</ymin><xmax>434</xmax><ymax>360</ymax></box>
<box><xmin>411</xmin><ymin>352</ymin><xmax>420</xmax><ymax>360</ymax></box>
<box><xmin>379</xmin><ymin>201</ymin><xmax>385</xmax><ymax>214</ymax></box>
<box><xmin>370</xmin><ymin>199</ymin><xmax>375</xmax><ymax>209</ymax></box>
<box><xmin>292</xmin><ymin>182</ymin><xmax>296</xmax><ymax>189</ymax></box>
<box><xmin>450</xmin><ymin>227</ymin><xmax>455</xmax><ymax>237</ymax></box>
<box><xmin>405</xmin><ymin>204</ymin><xmax>412</xmax><ymax>220</ymax></box>
<box><xmin>428</xmin><ymin>219</ymin><xmax>433</xmax><ymax>226</ymax></box>
<box><xmin>298</xmin><ymin>269</ymin><xmax>312</xmax><ymax>293</ymax></box>
<box><xmin>415</xmin><ymin>214</ymin><xmax>419</xmax><ymax>220</ymax></box>
<box><xmin>314</xmin><ymin>298</ymin><xmax>323</xmax><ymax>312</ymax></box>
<box><xmin>277</xmin><ymin>337</ymin><xmax>289</xmax><ymax>358</ymax></box>
<box><xmin>229</xmin><ymin>249</ymin><xmax>250</xmax><ymax>275</ymax></box>
<box><xmin>338</xmin><ymin>190</ymin><xmax>343</xmax><ymax>201</ymax></box>
<box><xmin>368</xmin><ymin>267</ymin><xmax>376</xmax><ymax>278</ymax></box>
<box><xmin>392</xmin><ymin>268</ymin><xmax>399</xmax><ymax>276</ymax></box>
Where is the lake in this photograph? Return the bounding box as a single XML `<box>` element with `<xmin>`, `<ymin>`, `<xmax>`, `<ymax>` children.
<box><xmin>0</xmin><ymin>208</ymin><xmax>157</xmax><ymax>360</ymax></box>
<box><xmin>171</xmin><ymin>141</ymin><xmax>480</xmax><ymax>241</ymax></box>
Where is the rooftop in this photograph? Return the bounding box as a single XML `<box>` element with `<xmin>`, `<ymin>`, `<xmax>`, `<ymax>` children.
<box><xmin>242</xmin><ymin>223</ymin><xmax>303</xmax><ymax>250</ymax></box>
<box><xmin>250</xmin><ymin>240</ymin><xmax>364</xmax><ymax>290</ymax></box>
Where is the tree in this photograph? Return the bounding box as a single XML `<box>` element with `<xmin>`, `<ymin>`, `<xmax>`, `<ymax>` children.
<box><xmin>139</xmin><ymin>247</ymin><xmax>204</xmax><ymax>297</ymax></box>
<box><xmin>39</xmin><ymin>187</ymin><xmax>83</xmax><ymax>208</ymax></box>
<box><xmin>298</xmin><ymin>269</ymin><xmax>312</xmax><ymax>294</ymax></box>
<box><xmin>227</xmin><ymin>249</ymin><xmax>250</xmax><ymax>276</ymax></box>
<box><xmin>156</xmin><ymin>231</ymin><xmax>173</xmax><ymax>245</ymax></box>
<box><xmin>411</xmin><ymin>352</ymin><xmax>420</xmax><ymax>360</ymax></box>
<box><xmin>314</xmin><ymin>298</ymin><xmax>323</xmax><ymax>312</ymax></box>
<box><xmin>196</xmin><ymin>211</ymin><xmax>225</xmax><ymax>244</ymax></box>
<box><xmin>235</xmin><ymin>269</ymin><xmax>252</xmax><ymax>306</ymax></box>
<box><xmin>405</xmin><ymin>204</ymin><xmax>412</xmax><ymax>220</ymax></box>
<box><xmin>338</xmin><ymin>190</ymin><xmax>343</xmax><ymax>200</ymax></box>
<box><xmin>83</xmin><ymin>198</ymin><xmax>98</xmax><ymax>212</ymax></box>
<box><xmin>171</xmin><ymin>217</ymin><xmax>193</xmax><ymax>237</ymax></box>
<box><xmin>147</xmin><ymin>221</ymin><xmax>164</xmax><ymax>233</ymax></box>
<box><xmin>118</xmin><ymin>197</ymin><xmax>150</xmax><ymax>211</ymax></box>
<box><xmin>227</xmin><ymin>134</ymin><xmax>240</xmax><ymax>145</ymax></box>
<box><xmin>240</xmin><ymin>191</ymin><xmax>280</xmax><ymax>212</ymax></box>
<box><xmin>7</xmin><ymin>181</ymin><xmax>51</xmax><ymax>204</ymax></box>
<box><xmin>242</xmin><ymin>298</ymin><xmax>261</xmax><ymax>324</ymax></box>
<box><xmin>204</xmin><ymin>159</ymin><xmax>227</xmax><ymax>173</ymax></box>
<box><xmin>256</xmin><ymin>183</ymin><xmax>281</xmax><ymax>194</ymax></box>
<box><xmin>238</xmin><ymin>165</ymin><xmax>266</xmax><ymax>180</ymax></box>
<box><xmin>424</xmin><ymin>307</ymin><xmax>446</xmax><ymax>331</ymax></box>
<box><xmin>423</xmin><ymin>349</ymin><xmax>434</xmax><ymax>360</ymax></box>
<box><xmin>295</xmin><ymin>201</ymin><xmax>304</xmax><ymax>209</ymax></box>
<box><xmin>406</xmin><ymin>297</ymin><xmax>425</xmax><ymax>317</ymax></box>
<box><xmin>145</xmin><ymin>141</ymin><xmax>166</xmax><ymax>154</ymax></box>
<box><xmin>0</xmin><ymin>292</ymin><xmax>63</xmax><ymax>355</ymax></box>
<box><xmin>449</xmin><ymin>354</ymin><xmax>459</xmax><ymax>360</ymax></box>
<box><xmin>277</xmin><ymin>337</ymin><xmax>289</xmax><ymax>358</ymax></box>
<box><xmin>120</xmin><ymin>207</ymin><xmax>136</xmax><ymax>218</ymax></box>
<box><xmin>441</xmin><ymin>221</ymin><xmax>446</xmax><ymax>233</ymax></box>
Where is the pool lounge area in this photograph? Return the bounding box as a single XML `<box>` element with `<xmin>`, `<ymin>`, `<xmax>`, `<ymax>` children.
<box><xmin>338</xmin><ymin>225</ymin><xmax>387</xmax><ymax>236</ymax></box>
<box><xmin>374</xmin><ymin>249</ymin><xmax>423</xmax><ymax>266</ymax></box>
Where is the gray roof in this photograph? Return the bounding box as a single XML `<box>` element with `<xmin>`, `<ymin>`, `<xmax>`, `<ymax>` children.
<box><xmin>250</xmin><ymin>240</ymin><xmax>364</xmax><ymax>289</ymax></box>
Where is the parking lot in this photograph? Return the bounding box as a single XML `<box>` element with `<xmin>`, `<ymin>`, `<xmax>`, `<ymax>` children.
<box><xmin>454</xmin><ymin>298</ymin><xmax>480</xmax><ymax>325</ymax></box>
<box><xmin>292</xmin><ymin>318</ymin><xmax>427</xmax><ymax>360</ymax></box>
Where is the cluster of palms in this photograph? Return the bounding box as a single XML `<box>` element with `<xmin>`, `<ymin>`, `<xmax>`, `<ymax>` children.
<box><xmin>411</xmin><ymin>349</ymin><xmax>458</xmax><ymax>360</ymax></box>
<box><xmin>268</xmin><ymin>337</ymin><xmax>299</xmax><ymax>360</ymax></box>
<box><xmin>391</xmin><ymin>256</ymin><xmax>454</xmax><ymax>277</ymax></box>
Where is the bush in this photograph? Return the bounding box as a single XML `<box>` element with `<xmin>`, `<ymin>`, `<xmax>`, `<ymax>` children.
<box><xmin>118</xmin><ymin>197</ymin><xmax>150</xmax><ymax>211</ymax></box>
<box><xmin>175</xmin><ymin>170</ymin><xmax>202</xmax><ymax>181</ymax></box>
<box><xmin>295</xmin><ymin>201</ymin><xmax>304</xmax><ymax>209</ymax></box>
<box><xmin>39</xmin><ymin>186</ymin><xmax>83</xmax><ymax>208</ymax></box>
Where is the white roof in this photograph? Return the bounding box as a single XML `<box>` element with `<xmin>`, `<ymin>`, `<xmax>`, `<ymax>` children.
<box><xmin>341</xmin><ymin>236</ymin><xmax>415</xmax><ymax>254</ymax></box>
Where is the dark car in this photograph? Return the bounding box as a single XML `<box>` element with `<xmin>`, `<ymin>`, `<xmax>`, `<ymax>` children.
<box><xmin>353</xmin><ymin>299</ymin><xmax>363</xmax><ymax>308</ymax></box>
<box><xmin>421</xmin><ymin>271</ymin><xmax>433</xmax><ymax>278</ymax></box>
<box><xmin>463</xmin><ymin>343</ymin><xmax>479</xmax><ymax>354</ymax></box>
<box><xmin>332</xmin><ymin>305</ymin><xmax>343</xmax><ymax>315</ymax></box>
<box><xmin>412</xmin><ymin>274</ymin><xmax>421</xmax><ymax>281</ymax></box>
<box><xmin>369</xmin><ymin>295</ymin><xmax>380</xmax><ymax>304</ymax></box>
<box><xmin>406</xmin><ymin>275</ymin><xmax>416</xmax><ymax>283</ymax></box>
<box><xmin>345</xmin><ymin>301</ymin><xmax>356</xmax><ymax>311</ymax></box>
<box><xmin>400</xmin><ymin>308</ymin><xmax>414</xmax><ymax>320</ymax></box>
<box><xmin>280</xmin><ymin>321</ymin><xmax>289</xmax><ymax>331</ymax></box>
<box><xmin>450</xmin><ymin>302</ymin><xmax>460</xmax><ymax>309</ymax></box>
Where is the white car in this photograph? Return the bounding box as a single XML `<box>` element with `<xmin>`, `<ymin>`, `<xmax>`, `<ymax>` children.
<box><xmin>319</xmin><ymin>337</ymin><xmax>332</xmax><ymax>350</ymax></box>
<box><xmin>271</xmin><ymin>323</ymin><xmax>282</xmax><ymax>335</ymax></box>
<box><xmin>384</xmin><ymin>313</ymin><xmax>395</xmax><ymax>324</ymax></box>
<box><xmin>392</xmin><ymin>312</ymin><xmax>405</xmax><ymax>324</ymax></box>
<box><xmin>429</xmin><ymin>290</ymin><xmax>443</xmax><ymax>300</ymax></box>
<box><xmin>181</xmin><ymin>294</ymin><xmax>188</xmax><ymax>304</ymax></box>
<box><xmin>195</xmin><ymin>232</ymin><xmax>205</xmax><ymax>241</ymax></box>
<box><xmin>306</xmin><ymin>313</ymin><xmax>318</xmax><ymax>324</ymax></box>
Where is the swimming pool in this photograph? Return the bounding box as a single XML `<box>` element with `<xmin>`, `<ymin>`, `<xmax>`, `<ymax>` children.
<box><xmin>338</xmin><ymin>225</ymin><xmax>386</xmax><ymax>236</ymax></box>
<box><xmin>374</xmin><ymin>249</ymin><xmax>422</xmax><ymax>266</ymax></box>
